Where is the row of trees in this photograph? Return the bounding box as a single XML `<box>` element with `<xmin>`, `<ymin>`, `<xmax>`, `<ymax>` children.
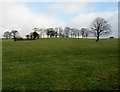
<box><xmin>3</xmin><ymin>30</ymin><xmax>19</xmax><ymax>41</ymax></box>
<box><xmin>3</xmin><ymin>17</ymin><xmax>111</xmax><ymax>42</ymax></box>
<box><xmin>25</xmin><ymin>27</ymin><xmax>90</xmax><ymax>39</ymax></box>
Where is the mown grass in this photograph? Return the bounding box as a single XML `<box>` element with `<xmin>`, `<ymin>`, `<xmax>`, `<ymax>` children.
<box><xmin>2</xmin><ymin>38</ymin><xmax>119</xmax><ymax>90</ymax></box>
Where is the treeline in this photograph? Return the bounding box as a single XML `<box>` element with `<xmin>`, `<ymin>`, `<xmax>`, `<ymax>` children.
<box><xmin>3</xmin><ymin>27</ymin><xmax>90</xmax><ymax>40</ymax></box>
<box><xmin>3</xmin><ymin>17</ymin><xmax>111</xmax><ymax>42</ymax></box>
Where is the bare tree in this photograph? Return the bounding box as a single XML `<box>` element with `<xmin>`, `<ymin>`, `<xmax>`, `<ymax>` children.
<box><xmin>90</xmin><ymin>17</ymin><xmax>111</xmax><ymax>42</ymax></box>
<box><xmin>85</xmin><ymin>32</ymin><xmax>88</xmax><ymax>39</ymax></box>
<box><xmin>39</xmin><ymin>28</ymin><xmax>43</xmax><ymax>38</ymax></box>
<box><xmin>25</xmin><ymin>34</ymin><xmax>30</xmax><ymax>39</ymax></box>
<box><xmin>55</xmin><ymin>27</ymin><xmax>59</xmax><ymax>37</ymax></box>
<box><xmin>11</xmin><ymin>30</ymin><xmax>19</xmax><ymax>41</ymax></box>
<box><xmin>46</xmin><ymin>28</ymin><xmax>56</xmax><ymax>38</ymax></box>
<box><xmin>74</xmin><ymin>28</ymin><xmax>80</xmax><ymax>38</ymax></box>
<box><xmin>41</xmin><ymin>28</ymin><xmax>46</xmax><ymax>38</ymax></box>
<box><xmin>70</xmin><ymin>28</ymin><xmax>74</xmax><ymax>38</ymax></box>
<box><xmin>80</xmin><ymin>28</ymin><xmax>86</xmax><ymax>38</ymax></box>
<box><xmin>30</xmin><ymin>32</ymin><xmax>33</xmax><ymax>39</ymax></box>
<box><xmin>32</xmin><ymin>31</ymin><xmax>39</xmax><ymax>40</ymax></box>
<box><xmin>3</xmin><ymin>31</ymin><xmax>11</xmax><ymax>39</ymax></box>
<box><xmin>59</xmin><ymin>27</ymin><xmax>64</xmax><ymax>37</ymax></box>
<box><xmin>46</xmin><ymin>28</ymin><xmax>50</xmax><ymax>38</ymax></box>
<box><xmin>64</xmin><ymin>27</ymin><xmax>70</xmax><ymax>37</ymax></box>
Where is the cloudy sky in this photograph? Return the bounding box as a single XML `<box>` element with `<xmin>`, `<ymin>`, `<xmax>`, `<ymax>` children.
<box><xmin>0</xmin><ymin>1</ymin><xmax>118</xmax><ymax>38</ymax></box>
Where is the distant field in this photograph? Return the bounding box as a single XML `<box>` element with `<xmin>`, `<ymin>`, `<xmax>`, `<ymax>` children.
<box><xmin>2</xmin><ymin>38</ymin><xmax>119</xmax><ymax>90</ymax></box>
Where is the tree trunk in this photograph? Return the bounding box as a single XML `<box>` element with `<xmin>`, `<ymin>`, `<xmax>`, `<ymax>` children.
<box><xmin>13</xmin><ymin>36</ymin><xmax>16</xmax><ymax>41</ymax></box>
<box><xmin>96</xmin><ymin>36</ymin><xmax>99</xmax><ymax>42</ymax></box>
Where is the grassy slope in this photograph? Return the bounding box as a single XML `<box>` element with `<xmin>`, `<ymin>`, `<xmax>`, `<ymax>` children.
<box><xmin>2</xmin><ymin>38</ymin><xmax>119</xmax><ymax>90</ymax></box>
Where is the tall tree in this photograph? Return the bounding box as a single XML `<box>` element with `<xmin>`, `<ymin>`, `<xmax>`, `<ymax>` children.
<box><xmin>80</xmin><ymin>28</ymin><xmax>90</xmax><ymax>38</ymax></box>
<box><xmin>77</xmin><ymin>29</ymin><xmax>81</xmax><ymax>38</ymax></box>
<box><xmin>46</xmin><ymin>28</ymin><xmax>55</xmax><ymax>38</ymax></box>
<box><xmin>55</xmin><ymin>27</ymin><xmax>59</xmax><ymax>37</ymax></box>
<box><xmin>90</xmin><ymin>17</ymin><xmax>111</xmax><ymax>42</ymax></box>
<box><xmin>39</xmin><ymin>28</ymin><xmax>46</xmax><ymax>38</ymax></box>
<box><xmin>11</xmin><ymin>30</ymin><xmax>18</xmax><ymax>41</ymax></box>
<box><xmin>30</xmin><ymin>32</ymin><xmax>33</xmax><ymax>39</ymax></box>
<box><xmin>64</xmin><ymin>27</ymin><xmax>70</xmax><ymax>37</ymax></box>
<box><xmin>70</xmin><ymin>28</ymin><xmax>74</xmax><ymax>38</ymax></box>
<box><xmin>3</xmin><ymin>31</ymin><xmax>11</xmax><ymax>39</ymax></box>
<box><xmin>49</xmin><ymin>30</ymin><xmax>56</xmax><ymax>38</ymax></box>
<box><xmin>59</xmin><ymin>27</ymin><xmax>63</xmax><ymax>37</ymax></box>
<box><xmin>32</xmin><ymin>31</ymin><xmax>39</xmax><ymax>40</ymax></box>
<box><xmin>32</xmin><ymin>27</ymin><xmax>40</xmax><ymax>39</ymax></box>
<box><xmin>46</xmin><ymin>29</ymin><xmax>50</xmax><ymax>38</ymax></box>
<box><xmin>54</xmin><ymin>31</ymin><xmax>57</xmax><ymax>38</ymax></box>
<box><xmin>85</xmin><ymin>32</ymin><xmax>88</xmax><ymax>39</ymax></box>
<box><xmin>25</xmin><ymin>34</ymin><xmax>30</xmax><ymax>39</ymax></box>
<box><xmin>81</xmin><ymin>28</ymin><xmax>86</xmax><ymax>38</ymax></box>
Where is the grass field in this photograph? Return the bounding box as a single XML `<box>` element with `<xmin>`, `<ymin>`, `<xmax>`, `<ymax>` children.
<box><xmin>2</xmin><ymin>38</ymin><xmax>119</xmax><ymax>90</ymax></box>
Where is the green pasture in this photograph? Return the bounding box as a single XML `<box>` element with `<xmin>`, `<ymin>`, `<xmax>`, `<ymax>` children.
<box><xmin>2</xmin><ymin>38</ymin><xmax>119</xmax><ymax>90</ymax></box>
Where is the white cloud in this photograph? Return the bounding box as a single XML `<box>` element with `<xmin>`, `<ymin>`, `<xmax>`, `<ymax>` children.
<box><xmin>68</xmin><ymin>11</ymin><xmax>118</xmax><ymax>38</ymax></box>
<box><xmin>1</xmin><ymin>3</ymin><xmax>65</xmax><ymax>37</ymax></box>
